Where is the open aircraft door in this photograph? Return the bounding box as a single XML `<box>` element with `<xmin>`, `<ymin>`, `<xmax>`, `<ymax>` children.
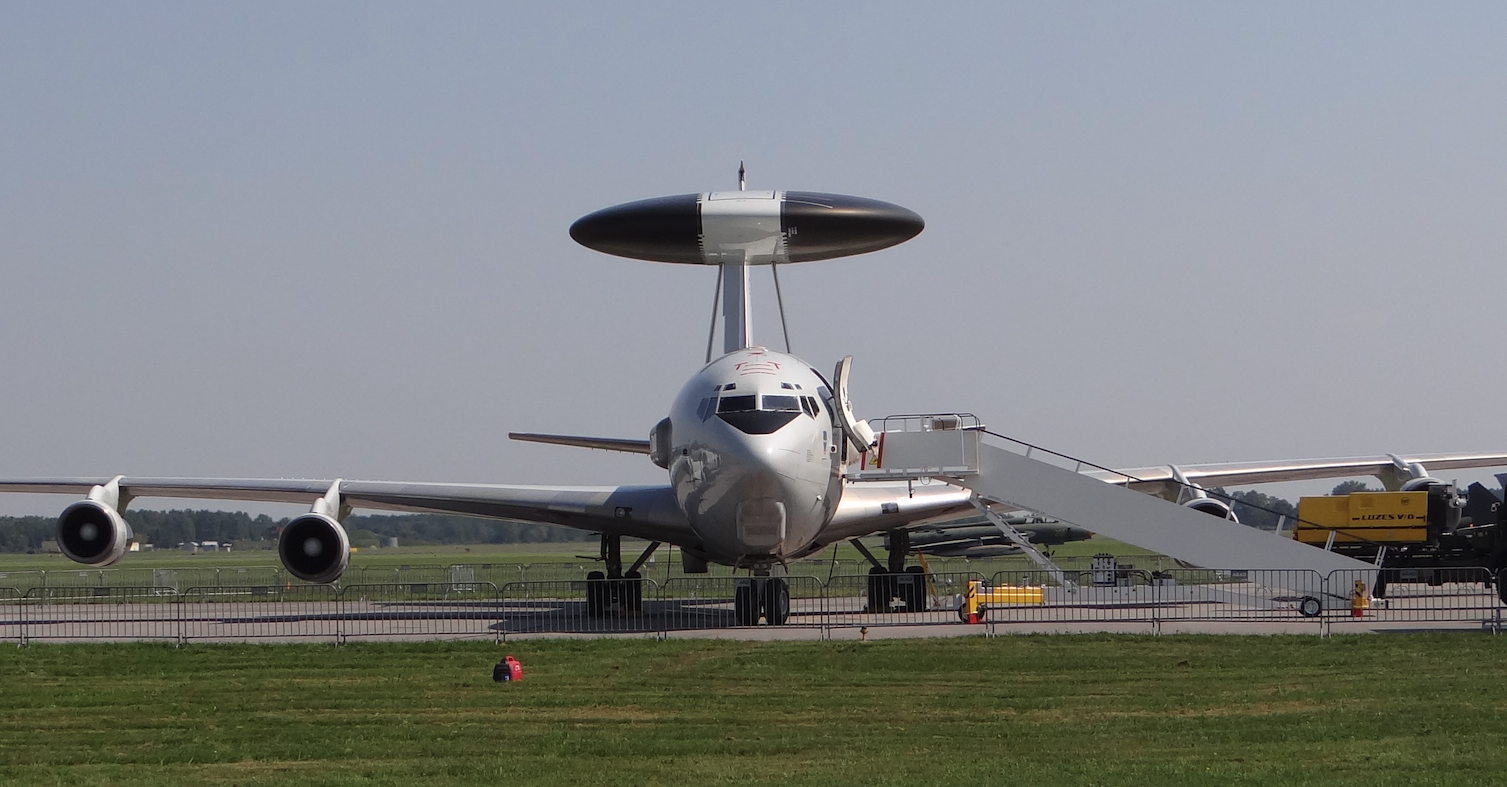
<box><xmin>833</xmin><ymin>356</ymin><xmax>878</xmax><ymax>455</ymax></box>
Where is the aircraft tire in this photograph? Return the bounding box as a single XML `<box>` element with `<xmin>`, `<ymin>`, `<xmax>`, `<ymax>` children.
<box><xmin>586</xmin><ymin>571</ymin><xmax>606</xmax><ymax>617</ymax></box>
<box><xmin>733</xmin><ymin>584</ymin><xmax>760</xmax><ymax>626</ymax></box>
<box><xmin>902</xmin><ymin>566</ymin><xmax>927</xmax><ymax>613</ymax></box>
<box><xmin>865</xmin><ymin>567</ymin><xmax>893</xmax><ymax>613</ymax></box>
<box><xmin>625</xmin><ymin>570</ymin><xmax>643</xmax><ymax>613</ymax></box>
<box><xmin>763</xmin><ymin>578</ymin><xmax>790</xmax><ymax>625</ymax></box>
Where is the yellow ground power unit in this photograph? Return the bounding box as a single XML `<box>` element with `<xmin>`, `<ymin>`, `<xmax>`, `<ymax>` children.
<box><xmin>1294</xmin><ymin>491</ymin><xmax>1433</xmax><ymax>546</ymax></box>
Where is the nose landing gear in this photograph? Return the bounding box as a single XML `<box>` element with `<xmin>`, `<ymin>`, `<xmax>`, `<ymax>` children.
<box><xmin>733</xmin><ymin>576</ymin><xmax>791</xmax><ymax>625</ymax></box>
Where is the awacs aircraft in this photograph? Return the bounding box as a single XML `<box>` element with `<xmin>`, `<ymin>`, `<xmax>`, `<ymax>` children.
<box><xmin>6</xmin><ymin>177</ymin><xmax>1507</xmax><ymax>625</ymax></box>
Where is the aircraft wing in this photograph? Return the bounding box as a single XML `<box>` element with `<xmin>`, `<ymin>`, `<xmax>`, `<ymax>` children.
<box><xmin>0</xmin><ymin>478</ymin><xmax>696</xmax><ymax>545</ymax></box>
<box><xmin>507</xmin><ymin>433</ymin><xmax>651</xmax><ymax>454</ymax></box>
<box><xmin>819</xmin><ymin>483</ymin><xmax>976</xmax><ymax>544</ymax></box>
<box><xmin>1084</xmin><ymin>452</ymin><xmax>1507</xmax><ymax>496</ymax></box>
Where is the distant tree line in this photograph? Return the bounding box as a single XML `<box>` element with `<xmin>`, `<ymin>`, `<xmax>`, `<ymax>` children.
<box><xmin>0</xmin><ymin>510</ymin><xmax>593</xmax><ymax>553</ymax></box>
<box><xmin>1208</xmin><ymin>488</ymin><xmax>1298</xmax><ymax>532</ymax></box>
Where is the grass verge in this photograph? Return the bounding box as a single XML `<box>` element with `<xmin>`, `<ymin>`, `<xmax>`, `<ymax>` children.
<box><xmin>4</xmin><ymin>634</ymin><xmax>1504</xmax><ymax>786</ymax></box>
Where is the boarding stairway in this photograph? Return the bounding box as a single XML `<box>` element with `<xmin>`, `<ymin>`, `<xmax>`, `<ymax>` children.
<box><xmin>848</xmin><ymin>415</ymin><xmax>1376</xmax><ymax>611</ymax></box>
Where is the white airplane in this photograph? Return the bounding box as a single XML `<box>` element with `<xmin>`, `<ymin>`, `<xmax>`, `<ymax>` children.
<box><xmin>6</xmin><ymin>175</ymin><xmax>1507</xmax><ymax>625</ymax></box>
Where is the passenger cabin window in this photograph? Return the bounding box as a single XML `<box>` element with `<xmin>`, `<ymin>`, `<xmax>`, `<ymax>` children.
<box><xmin>716</xmin><ymin>393</ymin><xmax>802</xmax><ymax>435</ymax></box>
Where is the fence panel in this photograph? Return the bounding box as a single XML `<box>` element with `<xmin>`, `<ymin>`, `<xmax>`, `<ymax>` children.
<box><xmin>660</xmin><ymin>576</ymin><xmax>827</xmax><ymax>630</ymax></box>
<box><xmin>389</xmin><ymin>565</ymin><xmax>454</xmax><ymax>586</ymax></box>
<box><xmin>339</xmin><ymin>583</ymin><xmax>503</xmax><ymax>641</ymax></box>
<box><xmin>214</xmin><ymin>566</ymin><xmax>285</xmax><ymax>589</ymax></box>
<box><xmin>0</xmin><ymin>571</ymin><xmax>47</xmax><ymax>594</ymax></box>
<box><xmin>1327</xmin><ymin>567</ymin><xmax>1501</xmax><ymax>629</ymax></box>
<box><xmin>823</xmin><ymin>571</ymin><xmax>983</xmax><ymax>628</ymax></box>
<box><xmin>451</xmin><ymin>563</ymin><xmax>526</xmax><ymax>588</ymax></box>
<box><xmin>0</xmin><ymin>587</ymin><xmax>21</xmax><ymax>644</ymax></box>
<box><xmin>22</xmin><ymin>586</ymin><xmax>179</xmax><ymax>642</ymax></box>
<box><xmin>179</xmin><ymin>584</ymin><xmax>341</xmax><ymax>643</ymax></box>
<box><xmin>501</xmin><ymin>579</ymin><xmax>662</xmax><ymax>636</ymax></box>
<box><xmin>1146</xmin><ymin>569</ymin><xmax>1329</xmax><ymax>628</ymax></box>
<box><xmin>978</xmin><ymin>569</ymin><xmax>1154</xmax><ymax>628</ymax></box>
<box><xmin>517</xmin><ymin>563</ymin><xmax>600</xmax><ymax>584</ymax></box>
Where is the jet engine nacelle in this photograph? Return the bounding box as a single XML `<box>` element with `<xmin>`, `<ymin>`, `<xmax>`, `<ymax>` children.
<box><xmin>649</xmin><ymin>417</ymin><xmax>672</xmax><ymax>469</ymax></box>
<box><xmin>1400</xmin><ymin>477</ymin><xmax>1445</xmax><ymax>492</ymax></box>
<box><xmin>56</xmin><ymin>499</ymin><xmax>132</xmax><ymax>567</ymax></box>
<box><xmin>1184</xmin><ymin>497</ymin><xmax>1240</xmax><ymax>523</ymax></box>
<box><xmin>278</xmin><ymin>513</ymin><xmax>351</xmax><ymax>584</ymax></box>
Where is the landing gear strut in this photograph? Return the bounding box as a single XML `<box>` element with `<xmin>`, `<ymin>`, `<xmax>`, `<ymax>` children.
<box><xmin>584</xmin><ymin>534</ymin><xmax>656</xmax><ymax>617</ymax></box>
<box><xmin>853</xmin><ymin>531</ymin><xmax>929</xmax><ymax>614</ymax></box>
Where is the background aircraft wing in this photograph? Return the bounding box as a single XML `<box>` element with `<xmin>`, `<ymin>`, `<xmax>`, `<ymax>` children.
<box><xmin>824</xmin><ymin>451</ymin><xmax>1507</xmax><ymax>544</ymax></box>
<box><xmin>0</xmin><ymin>478</ymin><xmax>695</xmax><ymax>544</ymax></box>
<box><xmin>1085</xmin><ymin>452</ymin><xmax>1507</xmax><ymax>495</ymax></box>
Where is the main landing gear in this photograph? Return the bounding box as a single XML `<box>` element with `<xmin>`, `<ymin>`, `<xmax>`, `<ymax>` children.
<box><xmin>733</xmin><ymin>575</ymin><xmax>791</xmax><ymax>626</ymax></box>
<box><xmin>584</xmin><ymin>534</ymin><xmax>659</xmax><ymax>617</ymax></box>
<box><xmin>851</xmin><ymin>530</ymin><xmax>929</xmax><ymax>614</ymax></box>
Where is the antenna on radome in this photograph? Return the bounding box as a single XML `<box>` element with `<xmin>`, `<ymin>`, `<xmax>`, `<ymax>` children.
<box><xmin>738</xmin><ymin>161</ymin><xmax>746</xmax><ymax>191</ymax></box>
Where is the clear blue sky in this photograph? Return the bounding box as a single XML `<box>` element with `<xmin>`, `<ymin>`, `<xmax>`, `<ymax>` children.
<box><xmin>3</xmin><ymin>3</ymin><xmax>1506</xmax><ymax>515</ymax></box>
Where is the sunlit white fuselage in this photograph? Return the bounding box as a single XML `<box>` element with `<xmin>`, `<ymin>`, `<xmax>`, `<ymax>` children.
<box><xmin>667</xmin><ymin>347</ymin><xmax>844</xmax><ymax>568</ymax></box>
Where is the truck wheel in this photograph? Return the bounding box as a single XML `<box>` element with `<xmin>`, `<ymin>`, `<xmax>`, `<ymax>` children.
<box><xmin>1297</xmin><ymin>597</ymin><xmax>1322</xmax><ymax>617</ymax></box>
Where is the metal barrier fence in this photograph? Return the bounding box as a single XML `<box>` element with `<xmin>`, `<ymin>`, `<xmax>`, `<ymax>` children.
<box><xmin>179</xmin><ymin>584</ymin><xmax>341</xmax><ymax>643</ymax></box>
<box><xmin>339</xmin><ymin>583</ymin><xmax>502</xmax><ymax>642</ymax></box>
<box><xmin>0</xmin><ymin>587</ymin><xmax>20</xmax><ymax>644</ymax></box>
<box><xmin>0</xmin><ymin>569</ymin><xmax>1501</xmax><ymax>644</ymax></box>
<box><xmin>1327</xmin><ymin>567</ymin><xmax>1503</xmax><ymax>631</ymax></box>
<box><xmin>21</xmin><ymin>586</ymin><xmax>182</xmax><ymax>644</ymax></box>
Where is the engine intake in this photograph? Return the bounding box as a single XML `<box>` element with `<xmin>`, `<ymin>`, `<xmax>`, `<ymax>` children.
<box><xmin>1184</xmin><ymin>497</ymin><xmax>1240</xmax><ymax>523</ymax></box>
<box><xmin>57</xmin><ymin>499</ymin><xmax>132</xmax><ymax>567</ymax></box>
<box><xmin>278</xmin><ymin>513</ymin><xmax>350</xmax><ymax>584</ymax></box>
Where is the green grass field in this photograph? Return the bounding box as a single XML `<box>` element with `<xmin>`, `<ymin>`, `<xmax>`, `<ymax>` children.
<box><xmin>3</xmin><ymin>635</ymin><xmax>1505</xmax><ymax>786</ymax></box>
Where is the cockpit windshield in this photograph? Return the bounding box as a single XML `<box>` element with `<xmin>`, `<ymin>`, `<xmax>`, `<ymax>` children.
<box><xmin>717</xmin><ymin>393</ymin><xmax>804</xmax><ymax>434</ymax></box>
<box><xmin>762</xmin><ymin>395</ymin><xmax>800</xmax><ymax>412</ymax></box>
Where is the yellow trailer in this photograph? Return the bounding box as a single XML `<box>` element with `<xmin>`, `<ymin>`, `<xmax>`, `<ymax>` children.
<box><xmin>958</xmin><ymin>579</ymin><xmax>1044</xmax><ymax>623</ymax></box>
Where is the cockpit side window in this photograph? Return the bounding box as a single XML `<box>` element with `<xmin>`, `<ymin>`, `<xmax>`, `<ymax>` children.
<box><xmin>815</xmin><ymin>386</ymin><xmax>835</xmax><ymax>419</ymax></box>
